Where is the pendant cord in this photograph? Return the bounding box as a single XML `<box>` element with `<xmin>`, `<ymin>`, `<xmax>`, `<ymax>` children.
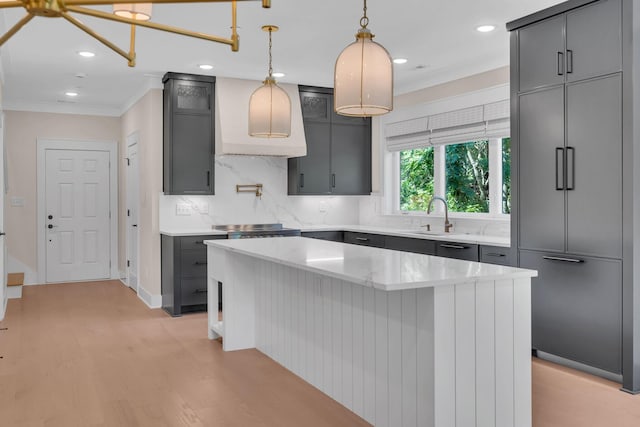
<box><xmin>268</xmin><ymin>27</ymin><xmax>273</xmax><ymax>77</ymax></box>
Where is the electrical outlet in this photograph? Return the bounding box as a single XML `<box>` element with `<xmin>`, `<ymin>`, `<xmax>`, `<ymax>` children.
<box><xmin>318</xmin><ymin>201</ymin><xmax>327</xmax><ymax>213</ymax></box>
<box><xmin>197</xmin><ymin>202</ymin><xmax>209</xmax><ymax>214</ymax></box>
<box><xmin>176</xmin><ymin>202</ymin><xmax>191</xmax><ymax>216</ymax></box>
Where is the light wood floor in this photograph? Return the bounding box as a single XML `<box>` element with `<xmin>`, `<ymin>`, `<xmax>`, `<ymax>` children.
<box><xmin>0</xmin><ymin>280</ymin><xmax>638</xmax><ymax>427</ymax></box>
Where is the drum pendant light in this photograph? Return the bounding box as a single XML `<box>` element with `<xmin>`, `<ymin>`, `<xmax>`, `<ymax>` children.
<box><xmin>334</xmin><ymin>0</ymin><xmax>393</xmax><ymax>117</ymax></box>
<box><xmin>249</xmin><ymin>25</ymin><xmax>291</xmax><ymax>138</ymax></box>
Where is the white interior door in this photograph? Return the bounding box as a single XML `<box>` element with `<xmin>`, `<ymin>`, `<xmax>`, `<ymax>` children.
<box><xmin>45</xmin><ymin>149</ymin><xmax>111</xmax><ymax>283</ymax></box>
<box><xmin>126</xmin><ymin>140</ymin><xmax>139</xmax><ymax>292</ymax></box>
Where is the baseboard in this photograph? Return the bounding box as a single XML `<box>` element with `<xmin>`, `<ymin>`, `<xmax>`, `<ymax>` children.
<box><xmin>7</xmin><ymin>285</ymin><xmax>22</xmax><ymax>299</ymax></box>
<box><xmin>7</xmin><ymin>255</ymin><xmax>38</xmax><ymax>285</ymax></box>
<box><xmin>137</xmin><ymin>286</ymin><xmax>162</xmax><ymax>309</ymax></box>
<box><xmin>535</xmin><ymin>350</ymin><xmax>623</xmax><ymax>384</ymax></box>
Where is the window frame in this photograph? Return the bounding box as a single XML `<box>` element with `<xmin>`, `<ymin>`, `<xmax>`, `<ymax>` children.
<box><xmin>391</xmin><ymin>137</ymin><xmax>510</xmax><ymax>219</ymax></box>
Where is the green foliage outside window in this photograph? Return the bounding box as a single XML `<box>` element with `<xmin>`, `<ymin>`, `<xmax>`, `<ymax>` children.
<box><xmin>445</xmin><ymin>141</ymin><xmax>490</xmax><ymax>213</ymax></box>
<box><xmin>502</xmin><ymin>138</ymin><xmax>511</xmax><ymax>214</ymax></box>
<box><xmin>400</xmin><ymin>147</ymin><xmax>434</xmax><ymax>211</ymax></box>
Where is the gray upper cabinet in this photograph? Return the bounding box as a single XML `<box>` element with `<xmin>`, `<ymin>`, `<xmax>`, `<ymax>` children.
<box><xmin>163</xmin><ymin>73</ymin><xmax>215</xmax><ymax>195</ymax></box>
<box><xmin>518</xmin><ymin>15</ymin><xmax>565</xmax><ymax>92</ymax></box>
<box><xmin>517</xmin><ymin>0</ymin><xmax>621</xmax><ymax>93</ymax></box>
<box><xmin>565</xmin><ymin>0</ymin><xmax>622</xmax><ymax>82</ymax></box>
<box><xmin>288</xmin><ymin>86</ymin><xmax>372</xmax><ymax>195</ymax></box>
<box><xmin>518</xmin><ymin>86</ymin><xmax>566</xmax><ymax>253</ymax></box>
<box><xmin>566</xmin><ymin>74</ymin><xmax>622</xmax><ymax>258</ymax></box>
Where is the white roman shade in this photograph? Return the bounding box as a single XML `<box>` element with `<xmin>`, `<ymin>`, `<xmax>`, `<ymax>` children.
<box><xmin>385</xmin><ymin>99</ymin><xmax>510</xmax><ymax>152</ymax></box>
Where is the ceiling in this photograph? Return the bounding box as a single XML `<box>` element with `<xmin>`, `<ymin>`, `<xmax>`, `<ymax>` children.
<box><xmin>0</xmin><ymin>0</ymin><xmax>563</xmax><ymax>116</ymax></box>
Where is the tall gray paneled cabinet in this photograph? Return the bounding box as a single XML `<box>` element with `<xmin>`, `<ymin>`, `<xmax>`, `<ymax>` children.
<box><xmin>163</xmin><ymin>73</ymin><xmax>216</xmax><ymax>195</ymax></box>
<box><xmin>508</xmin><ymin>0</ymin><xmax>640</xmax><ymax>392</ymax></box>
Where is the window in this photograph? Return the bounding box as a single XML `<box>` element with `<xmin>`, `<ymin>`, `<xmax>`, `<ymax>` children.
<box><xmin>400</xmin><ymin>147</ymin><xmax>434</xmax><ymax>211</ymax></box>
<box><xmin>502</xmin><ymin>138</ymin><xmax>511</xmax><ymax>214</ymax></box>
<box><xmin>398</xmin><ymin>137</ymin><xmax>510</xmax><ymax>216</ymax></box>
<box><xmin>445</xmin><ymin>140</ymin><xmax>489</xmax><ymax>213</ymax></box>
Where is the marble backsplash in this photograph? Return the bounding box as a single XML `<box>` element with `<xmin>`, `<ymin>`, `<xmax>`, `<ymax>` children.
<box><xmin>159</xmin><ymin>155</ymin><xmax>363</xmax><ymax>230</ymax></box>
<box><xmin>159</xmin><ymin>155</ymin><xmax>510</xmax><ymax>238</ymax></box>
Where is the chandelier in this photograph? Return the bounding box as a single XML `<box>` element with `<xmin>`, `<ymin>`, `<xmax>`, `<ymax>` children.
<box><xmin>0</xmin><ymin>0</ymin><xmax>272</xmax><ymax>67</ymax></box>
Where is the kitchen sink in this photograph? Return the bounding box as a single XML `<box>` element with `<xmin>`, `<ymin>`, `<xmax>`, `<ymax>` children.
<box><xmin>401</xmin><ymin>229</ymin><xmax>447</xmax><ymax>236</ymax></box>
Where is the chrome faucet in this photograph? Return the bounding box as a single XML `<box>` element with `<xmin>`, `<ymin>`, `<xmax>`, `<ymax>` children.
<box><xmin>427</xmin><ymin>196</ymin><xmax>453</xmax><ymax>233</ymax></box>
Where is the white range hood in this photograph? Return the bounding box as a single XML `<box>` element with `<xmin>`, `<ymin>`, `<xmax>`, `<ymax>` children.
<box><xmin>215</xmin><ymin>77</ymin><xmax>307</xmax><ymax>157</ymax></box>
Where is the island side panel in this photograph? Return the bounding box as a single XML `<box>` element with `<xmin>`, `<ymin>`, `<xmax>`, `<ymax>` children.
<box><xmin>212</xmin><ymin>249</ymin><xmax>532</xmax><ymax>427</ymax></box>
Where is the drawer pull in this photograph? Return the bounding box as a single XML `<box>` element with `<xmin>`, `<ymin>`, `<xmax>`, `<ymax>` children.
<box><xmin>440</xmin><ymin>244</ymin><xmax>467</xmax><ymax>250</ymax></box>
<box><xmin>194</xmin><ymin>261</ymin><xmax>207</xmax><ymax>266</ymax></box>
<box><xmin>194</xmin><ymin>289</ymin><xmax>207</xmax><ymax>294</ymax></box>
<box><xmin>195</xmin><ymin>240</ymin><xmax>204</xmax><ymax>244</ymax></box>
<box><xmin>355</xmin><ymin>237</ymin><xmax>369</xmax><ymax>242</ymax></box>
<box><xmin>486</xmin><ymin>253</ymin><xmax>506</xmax><ymax>257</ymax></box>
<box><xmin>542</xmin><ymin>256</ymin><xmax>584</xmax><ymax>264</ymax></box>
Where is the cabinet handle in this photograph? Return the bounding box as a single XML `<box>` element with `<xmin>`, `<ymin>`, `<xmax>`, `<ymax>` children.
<box><xmin>555</xmin><ymin>147</ymin><xmax>565</xmax><ymax>190</ymax></box>
<box><xmin>355</xmin><ymin>237</ymin><xmax>369</xmax><ymax>242</ymax></box>
<box><xmin>332</xmin><ymin>173</ymin><xmax>336</xmax><ymax>188</ymax></box>
<box><xmin>486</xmin><ymin>253</ymin><xmax>506</xmax><ymax>257</ymax></box>
<box><xmin>557</xmin><ymin>51</ymin><xmax>564</xmax><ymax>75</ymax></box>
<box><xmin>195</xmin><ymin>288</ymin><xmax>207</xmax><ymax>294</ymax></box>
<box><xmin>194</xmin><ymin>261</ymin><xmax>207</xmax><ymax>266</ymax></box>
<box><xmin>440</xmin><ymin>244</ymin><xmax>467</xmax><ymax>250</ymax></box>
<box><xmin>542</xmin><ymin>255</ymin><xmax>584</xmax><ymax>263</ymax></box>
<box><xmin>300</xmin><ymin>173</ymin><xmax>304</xmax><ymax>188</ymax></box>
<box><xmin>566</xmin><ymin>49</ymin><xmax>573</xmax><ymax>74</ymax></box>
<box><xmin>566</xmin><ymin>146</ymin><xmax>575</xmax><ymax>191</ymax></box>
<box><xmin>195</xmin><ymin>240</ymin><xmax>204</xmax><ymax>244</ymax></box>
<box><xmin>206</xmin><ymin>171</ymin><xmax>211</xmax><ymax>187</ymax></box>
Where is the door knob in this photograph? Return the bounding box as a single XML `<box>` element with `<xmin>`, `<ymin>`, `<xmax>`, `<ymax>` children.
<box><xmin>132</xmin><ymin>224</ymin><xmax>138</xmax><ymax>227</ymax></box>
<box><xmin>0</xmin><ymin>231</ymin><xmax>5</xmax><ymax>236</ymax></box>
<box><xmin>47</xmin><ymin>224</ymin><xmax>57</xmax><ymax>229</ymax></box>
<box><xmin>48</xmin><ymin>215</ymin><xmax>53</xmax><ymax>220</ymax></box>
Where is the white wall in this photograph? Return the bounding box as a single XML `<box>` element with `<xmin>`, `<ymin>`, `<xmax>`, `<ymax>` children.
<box><xmin>4</xmin><ymin>111</ymin><xmax>121</xmax><ymax>285</ymax></box>
<box><xmin>120</xmin><ymin>89</ymin><xmax>163</xmax><ymax>305</ymax></box>
<box><xmin>160</xmin><ymin>155</ymin><xmax>362</xmax><ymax>230</ymax></box>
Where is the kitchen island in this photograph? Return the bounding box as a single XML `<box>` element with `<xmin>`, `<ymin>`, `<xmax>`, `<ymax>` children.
<box><xmin>205</xmin><ymin>237</ymin><xmax>536</xmax><ymax>427</ymax></box>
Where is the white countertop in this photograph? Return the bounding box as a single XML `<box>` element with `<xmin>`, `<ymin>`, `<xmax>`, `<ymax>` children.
<box><xmin>161</xmin><ymin>224</ymin><xmax>510</xmax><ymax>247</ymax></box>
<box><xmin>205</xmin><ymin>237</ymin><xmax>535</xmax><ymax>291</ymax></box>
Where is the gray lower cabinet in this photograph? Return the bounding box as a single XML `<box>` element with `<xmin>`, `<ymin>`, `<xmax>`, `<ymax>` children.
<box><xmin>288</xmin><ymin>86</ymin><xmax>371</xmax><ymax>195</ymax></box>
<box><xmin>384</xmin><ymin>236</ymin><xmax>436</xmax><ymax>255</ymax></box>
<box><xmin>161</xmin><ymin>234</ymin><xmax>225</xmax><ymax>316</ymax></box>
<box><xmin>480</xmin><ymin>245</ymin><xmax>513</xmax><ymax>266</ymax></box>
<box><xmin>343</xmin><ymin>231</ymin><xmax>385</xmax><ymax>248</ymax></box>
<box><xmin>436</xmin><ymin>241</ymin><xmax>479</xmax><ymax>261</ymax></box>
<box><xmin>163</xmin><ymin>73</ymin><xmax>215</xmax><ymax>195</ymax></box>
<box><xmin>520</xmin><ymin>250</ymin><xmax>622</xmax><ymax>374</ymax></box>
<box><xmin>301</xmin><ymin>231</ymin><xmax>344</xmax><ymax>242</ymax></box>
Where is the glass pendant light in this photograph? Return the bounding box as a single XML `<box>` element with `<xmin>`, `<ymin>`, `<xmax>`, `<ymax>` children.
<box><xmin>334</xmin><ymin>0</ymin><xmax>393</xmax><ymax>117</ymax></box>
<box><xmin>249</xmin><ymin>25</ymin><xmax>291</xmax><ymax>138</ymax></box>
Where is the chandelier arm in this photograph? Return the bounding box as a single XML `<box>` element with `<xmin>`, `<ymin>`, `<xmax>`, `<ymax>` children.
<box><xmin>0</xmin><ymin>14</ymin><xmax>34</xmax><ymax>46</ymax></box>
<box><xmin>0</xmin><ymin>2</ymin><xmax>23</xmax><ymax>9</ymax></box>
<box><xmin>63</xmin><ymin>0</ymin><xmax>268</xmax><ymax>6</ymax></box>
<box><xmin>61</xmin><ymin>12</ymin><xmax>136</xmax><ymax>66</ymax></box>
<box><xmin>66</xmin><ymin>5</ymin><xmax>236</xmax><ymax>49</ymax></box>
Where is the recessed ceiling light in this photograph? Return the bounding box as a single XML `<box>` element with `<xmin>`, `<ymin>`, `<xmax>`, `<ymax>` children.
<box><xmin>476</xmin><ymin>25</ymin><xmax>496</xmax><ymax>33</ymax></box>
<box><xmin>77</xmin><ymin>51</ymin><xmax>95</xmax><ymax>58</ymax></box>
<box><xmin>199</xmin><ymin>64</ymin><xmax>214</xmax><ymax>70</ymax></box>
<box><xmin>272</xmin><ymin>72</ymin><xmax>285</xmax><ymax>78</ymax></box>
<box><xmin>393</xmin><ymin>58</ymin><xmax>408</xmax><ymax>65</ymax></box>
<box><xmin>65</xmin><ymin>91</ymin><xmax>78</xmax><ymax>97</ymax></box>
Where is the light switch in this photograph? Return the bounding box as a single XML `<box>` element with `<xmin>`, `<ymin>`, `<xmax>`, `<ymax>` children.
<box><xmin>197</xmin><ymin>202</ymin><xmax>209</xmax><ymax>214</ymax></box>
<box><xmin>318</xmin><ymin>201</ymin><xmax>327</xmax><ymax>213</ymax></box>
<box><xmin>11</xmin><ymin>197</ymin><xmax>25</xmax><ymax>207</ymax></box>
<box><xmin>176</xmin><ymin>202</ymin><xmax>191</xmax><ymax>216</ymax></box>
